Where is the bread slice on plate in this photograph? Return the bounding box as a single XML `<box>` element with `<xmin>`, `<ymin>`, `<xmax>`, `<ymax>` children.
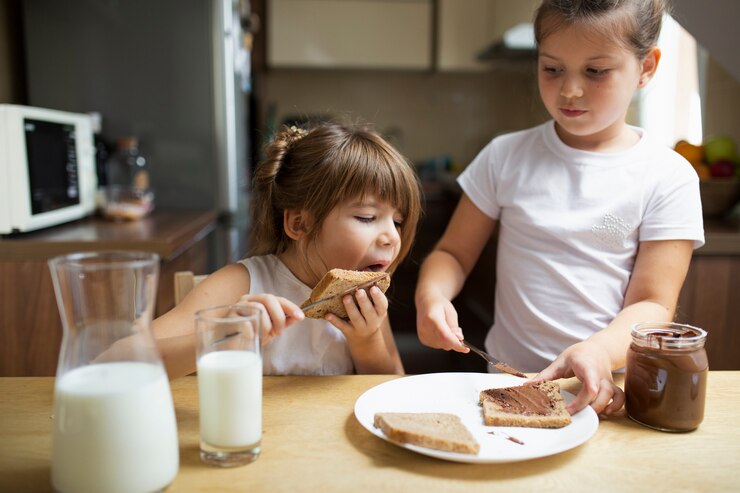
<box><xmin>301</xmin><ymin>269</ymin><xmax>390</xmax><ymax>319</ymax></box>
<box><xmin>373</xmin><ymin>412</ymin><xmax>480</xmax><ymax>455</ymax></box>
<box><xmin>479</xmin><ymin>381</ymin><xmax>572</xmax><ymax>428</ymax></box>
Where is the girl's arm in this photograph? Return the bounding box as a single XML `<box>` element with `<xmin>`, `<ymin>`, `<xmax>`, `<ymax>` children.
<box><xmin>152</xmin><ymin>263</ymin><xmax>252</xmax><ymax>378</ymax></box>
<box><xmin>153</xmin><ymin>263</ymin><xmax>304</xmax><ymax>379</ymax></box>
<box><xmin>533</xmin><ymin>239</ymin><xmax>695</xmax><ymax>415</ymax></box>
<box><xmin>415</xmin><ymin>194</ymin><xmax>497</xmax><ymax>351</ymax></box>
<box><xmin>327</xmin><ymin>286</ymin><xmax>404</xmax><ymax>374</ymax></box>
<box><xmin>347</xmin><ymin>317</ymin><xmax>404</xmax><ymax>375</ymax></box>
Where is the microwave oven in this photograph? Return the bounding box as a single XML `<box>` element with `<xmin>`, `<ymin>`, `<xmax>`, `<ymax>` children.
<box><xmin>0</xmin><ymin>104</ymin><xmax>97</xmax><ymax>234</ymax></box>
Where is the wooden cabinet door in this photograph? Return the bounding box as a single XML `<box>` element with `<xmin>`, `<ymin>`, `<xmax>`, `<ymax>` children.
<box><xmin>437</xmin><ymin>0</ymin><xmax>539</xmax><ymax>72</ymax></box>
<box><xmin>677</xmin><ymin>255</ymin><xmax>740</xmax><ymax>370</ymax></box>
<box><xmin>268</xmin><ymin>0</ymin><xmax>432</xmax><ymax>69</ymax></box>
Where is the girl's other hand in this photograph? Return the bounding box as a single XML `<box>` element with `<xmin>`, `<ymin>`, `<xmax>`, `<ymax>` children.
<box><xmin>415</xmin><ymin>290</ymin><xmax>467</xmax><ymax>352</ymax></box>
<box><xmin>325</xmin><ymin>286</ymin><xmax>387</xmax><ymax>342</ymax></box>
<box><xmin>235</xmin><ymin>293</ymin><xmax>304</xmax><ymax>345</ymax></box>
<box><xmin>530</xmin><ymin>341</ymin><xmax>625</xmax><ymax>417</ymax></box>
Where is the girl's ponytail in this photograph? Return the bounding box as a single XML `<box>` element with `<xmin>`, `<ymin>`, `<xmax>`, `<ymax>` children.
<box><xmin>249</xmin><ymin>126</ymin><xmax>306</xmax><ymax>255</ymax></box>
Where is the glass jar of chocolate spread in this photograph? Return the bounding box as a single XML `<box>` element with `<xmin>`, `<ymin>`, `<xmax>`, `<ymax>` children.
<box><xmin>625</xmin><ymin>322</ymin><xmax>708</xmax><ymax>432</ymax></box>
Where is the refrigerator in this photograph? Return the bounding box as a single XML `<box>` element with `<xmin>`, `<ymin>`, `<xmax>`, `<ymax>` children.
<box><xmin>22</xmin><ymin>0</ymin><xmax>252</xmax><ymax>264</ymax></box>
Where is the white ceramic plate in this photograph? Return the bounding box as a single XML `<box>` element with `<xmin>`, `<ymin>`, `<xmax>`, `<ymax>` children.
<box><xmin>354</xmin><ymin>372</ymin><xmax>599</xmax><ymax>463</ymax></box>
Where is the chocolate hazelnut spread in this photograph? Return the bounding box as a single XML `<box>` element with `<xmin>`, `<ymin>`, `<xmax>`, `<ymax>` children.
<box><xmin>480</xmin><ymin>386</ymin><xmax>559</xmax><ymax>416</ymax></box>
<box><xmin>625</xmin><ymin>323</ymin><xmax>708</xmax><ymax>432</ymax></box>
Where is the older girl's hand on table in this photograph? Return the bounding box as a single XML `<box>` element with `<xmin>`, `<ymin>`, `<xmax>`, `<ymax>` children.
<box><xmin>530</xmin><ymin>341</ymin><xmax>625</xmax><ymax>416</ymax></box>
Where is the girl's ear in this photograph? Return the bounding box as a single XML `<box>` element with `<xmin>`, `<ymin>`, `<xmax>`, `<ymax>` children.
<box><xmin>283</xmin><ymin>209</ymin><xmax>310</xmax><ymax>240</ymax></box>
<box><xmin>638</xmin><ymin>47</ymin><xmax>661</xmax><ymax>88</ymax></box>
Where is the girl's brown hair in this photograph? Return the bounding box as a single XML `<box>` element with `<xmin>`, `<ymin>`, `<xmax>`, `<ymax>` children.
<box><xmin>534</xmin><ymin>0</ymin><xmax>668</xmax><ymax>59</ymax></box>
<box><xmin>249</xmin><ymin>122</ymin><xmax>422</xmax><ymax>273</ymax></box>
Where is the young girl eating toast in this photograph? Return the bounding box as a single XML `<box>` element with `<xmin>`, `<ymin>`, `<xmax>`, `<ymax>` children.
<box><xmin>154</xmin><ymin>122</ymin><xmax>421</xmax><ymax>378</ymax></box>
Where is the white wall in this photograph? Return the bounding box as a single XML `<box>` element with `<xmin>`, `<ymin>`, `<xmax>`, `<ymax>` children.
<box><xmin>671</xmin><ymin>0</ymin><xmax>740</xmax><ymax>81</ymax></box>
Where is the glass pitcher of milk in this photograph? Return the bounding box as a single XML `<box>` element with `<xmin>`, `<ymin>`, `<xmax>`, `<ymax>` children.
<box><xmin>48</xmin><ymin>251</ymin><xmax>179</xmax><ymax>493</ymax></box>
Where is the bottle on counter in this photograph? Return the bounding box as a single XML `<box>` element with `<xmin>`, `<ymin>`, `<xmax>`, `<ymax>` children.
<box><xmin>103</xmin><ymin>137</ymin><xmax>154</xmax><ymax>220</ymax></box>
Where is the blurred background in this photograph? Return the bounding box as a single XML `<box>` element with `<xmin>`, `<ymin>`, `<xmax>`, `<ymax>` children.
<box><xmin>1</xmin><ymin>0</ymin><xmax>738</xmax><ymax>375</ymax></box>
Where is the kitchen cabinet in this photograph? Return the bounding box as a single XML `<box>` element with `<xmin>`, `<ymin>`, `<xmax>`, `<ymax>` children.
<box><xmin>267</xmin><ymin>0</ymin><xmax>432</xmax><ymax>69</ymax></box>
<box><xmin>267</xmin><ymin>0</ymin><xmax>538</xmax><ymax>72</ymax></box>
<box><xmin>437</xmin><ymin>0</ymin><xmax>539</xmax><ymax>71</ymax></box>
<box><xmin>677</xmin><ymin>219</ymin><xmax>740</xmax><ymax>370</ymax></box>
<box><xmin>0</xmin><ymin>210</ymin><xmax>219</xmax><ymax>377</ymax></box>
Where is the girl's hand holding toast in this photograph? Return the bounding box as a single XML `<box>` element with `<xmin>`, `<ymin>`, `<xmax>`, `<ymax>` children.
<box><xmin>325</xmin><ymin>285</ymin><xmax>404</xmax><ymax>374</ymax></box>
<box><xmin>325</xmin><ymin>286</ymin><xmax>387</xmax><ymax>342</ymax></box>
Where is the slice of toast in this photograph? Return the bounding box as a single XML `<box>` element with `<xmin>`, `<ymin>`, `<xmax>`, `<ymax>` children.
<box><xmin>479</xmin><ymin>381</ymin><xmax>572</xmax><ymax>428</ymax></box>
<box><xmin>373</xmin><ymin>412</ymin><xmax>480</xmax><ymax>455</ymax></box>
<box><xmin>301</xmin><ymin>269</ymin><xmax>390</xmax><ymax>319</ymax></box>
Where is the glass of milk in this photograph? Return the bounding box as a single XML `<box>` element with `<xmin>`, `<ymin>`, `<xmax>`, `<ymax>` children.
<box><xmin>48</xmin><ymin>251</ymin><xmax>179</xmax><ymax>493</ymax></box>
<box><xmin>195</xmin><ymin>303</ymin><xmax>263</xmax><ymax>467</ymax></box>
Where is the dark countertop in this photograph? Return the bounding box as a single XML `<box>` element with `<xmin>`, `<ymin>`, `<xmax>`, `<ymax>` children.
<box><xmin>0</xmin><ymin>210</ymin><xmax>220</xmax><ymax>261</ymax></box>
<box><xmin>700</xmin><ymin>217</ymin><xmax>740</xmax><ymax>255</ymax></box>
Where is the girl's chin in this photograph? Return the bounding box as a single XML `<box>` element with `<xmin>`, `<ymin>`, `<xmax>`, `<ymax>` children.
<box><xmin>554</xmin><ymin>122</ymin><xmax>603</xmax><ymax>140</ymax></box>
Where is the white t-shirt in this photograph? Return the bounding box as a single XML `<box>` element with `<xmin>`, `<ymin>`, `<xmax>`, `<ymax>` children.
<box><xmin>238</xmin><ymin>255</ymin><xmax>354</xmax><ymax>375</ymax></box>
<box><xmin>458</xmin><ymin>120</ymin><xmax>705</xmax><ymax>372</ymax></box>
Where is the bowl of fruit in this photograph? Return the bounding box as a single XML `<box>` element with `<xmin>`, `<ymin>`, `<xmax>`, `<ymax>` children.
<box><xmin>675</xmin><ymin>136</ymin><xmax>740</xmax><ymax>217</ymax></box>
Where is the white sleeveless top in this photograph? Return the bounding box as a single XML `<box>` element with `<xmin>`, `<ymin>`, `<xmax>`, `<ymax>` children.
<box><xmin>238</xmin><ymin>255</ymin><xmax>354</xmax><ymax>375</ymax></box>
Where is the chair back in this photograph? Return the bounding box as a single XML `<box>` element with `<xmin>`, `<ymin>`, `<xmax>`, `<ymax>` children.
<box><xmin>174</xmin><ymin>271</ymin><xmax>207</xmax><ymax>305</ymax></box>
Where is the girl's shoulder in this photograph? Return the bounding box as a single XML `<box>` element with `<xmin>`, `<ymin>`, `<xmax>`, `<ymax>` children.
<box><xmin>489</xmin><ymin>122</ymin><xmax>548</xmax><ymax>148</ymax></box>
<box><xmin>239</xmin><ymin>254</ymin><xmax>305</xmax><ymax>292</ymax></box>
<box><xmin>637</xmin><ymin>131</ymin><xmax>699</xmax><ymax>180</ymax></box>
<box><xmin>473</xmin><ymin>122</ymin><xmax>551</xmax><ymax>169</ymax></box>
<box><xmin>481</xmin><ymin>122</ymin><xmax>551</xmax><ymax>163</ymax></box>
<box><xmin>238</xmin><ymin>254</ymin><xmax>281</xmax><ymax>272</ymax></box>
<box><xmin>211</xmin><ymin>254</ymin><xmax>280</xmax><ymax>284</ymax></box>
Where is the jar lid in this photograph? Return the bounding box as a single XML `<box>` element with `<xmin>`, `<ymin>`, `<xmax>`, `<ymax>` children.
<box><xmin>631</xmin><ymin>322</ymin><xmax>707</xmax><ymax>350</ymax></box>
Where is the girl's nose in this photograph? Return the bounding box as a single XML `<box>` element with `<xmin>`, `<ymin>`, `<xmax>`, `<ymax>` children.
<box><xmin>560</xmin><ymin>75</ymin><xmax>584</xmax><ymax>100</ymax></box>
<box><xmin>378</xmin><ymin>219</ymin><xmax>401</xmax><ymax>247</ymax></box>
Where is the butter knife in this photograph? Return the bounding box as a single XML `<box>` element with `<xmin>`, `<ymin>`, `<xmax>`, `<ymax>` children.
<box><xmin>461</xmin><ymin>339</ymin><xmax>527</xmax><ymax>378</ymax></box>
<box><xmin>300</xmin><ymin>273</ymin><xmax>390</xmax><ymax>313</ymax></box>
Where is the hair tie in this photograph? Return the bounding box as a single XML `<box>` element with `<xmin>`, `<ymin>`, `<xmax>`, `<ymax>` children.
<box><xmin>287</xmin><ymin>125</ymin><xmax>308</xmax><ymax>145</ymax></box>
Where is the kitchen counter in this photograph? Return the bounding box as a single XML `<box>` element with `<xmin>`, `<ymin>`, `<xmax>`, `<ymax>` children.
<box><xmin>698</xmin><ymin>217</ymin><xmax>740</xmax><ymax>255</ymax></box>
<box><xmin>1</xmin><ymin>372</ymin><xmax>739</xmax><ymax>492</ymax></box>
<box><xmin>0</xmin><ymin>210</ymin><xmax>219</xmax><ymax>376</ymax></box>
<box><xmin>0</xmin><ymin>210</ymin><xmax>219</xmax><ymax>260</ymax></box>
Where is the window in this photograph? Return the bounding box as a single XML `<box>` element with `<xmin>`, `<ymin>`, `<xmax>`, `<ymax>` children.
<box><xmin>637</xmin><ymin>15</ymin><xmax>703</xmax><ymax>147</ymax></box>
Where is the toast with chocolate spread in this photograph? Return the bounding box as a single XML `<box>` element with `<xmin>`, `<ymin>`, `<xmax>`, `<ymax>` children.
<box><xmin>479</xmin><ymin>381</ymin><xmax>572</xmax><ymax>428</ymax></box>
<box><xmin>373</xmin><ymin>412</ymin><xmax>480</xmax><ymax>455</ymax></box>
<box><xmin>301</xmin><ymin>269</ymin><xmax>390</xmax><ymax>319</ymax></box>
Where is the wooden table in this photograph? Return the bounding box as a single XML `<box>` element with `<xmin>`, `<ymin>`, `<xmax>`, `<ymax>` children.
<box><xmin>0</xmin><ymin>210</ymin><xmax>219</xmax><ymax>376</ymax></box>
<box><xmin>1</xmin><ymin>373</ymin><xmax>739</xmax><ymax>492</ymax></box>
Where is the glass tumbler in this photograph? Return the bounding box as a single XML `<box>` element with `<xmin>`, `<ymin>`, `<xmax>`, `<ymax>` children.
<box><xmin>195</xmin><ymin>304</ymin><xmax>263</xmax><ymax>467</ymax></box>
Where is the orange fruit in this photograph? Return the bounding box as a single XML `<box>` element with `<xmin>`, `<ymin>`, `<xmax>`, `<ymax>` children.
<box><xmin>692</xmin><ymin>163</ymin><xmax>711</xmax><ymax>181</ymax></box>
<box><xmin>675</xmin><ymin>141</ymin><xmax>704</xmax><ymax>165</ymax></box>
